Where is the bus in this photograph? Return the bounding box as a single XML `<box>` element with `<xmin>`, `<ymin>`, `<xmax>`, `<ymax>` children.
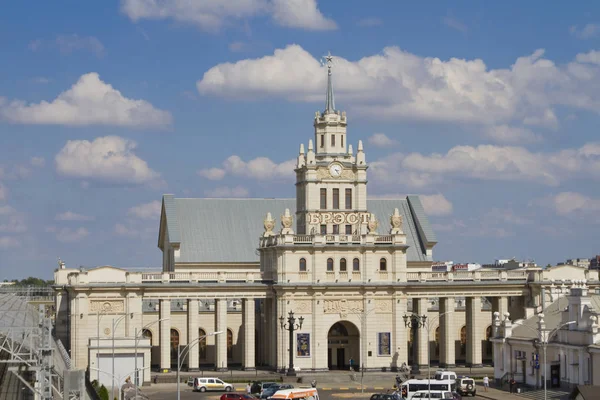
<box><xmin>271</xmin><ymin>388</ymin><xmax>319</xmax><ymax>400</ymax></box>
<box><xmin>399</xmin><ymin>379</ymin><xmax>456</xmax><ymax>400</ymax></box>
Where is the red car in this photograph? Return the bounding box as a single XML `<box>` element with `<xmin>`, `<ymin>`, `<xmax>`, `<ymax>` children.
<box><xmin>221</xmin><ymin>394</ymin><xmax>256</xmax><ymax>400</ymax></box>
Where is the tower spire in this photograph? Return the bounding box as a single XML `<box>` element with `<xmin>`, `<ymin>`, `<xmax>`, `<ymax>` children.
<box><xmin>324</xmin><ymin>52</ymin><xmax>335</xmax><ymax>114</ymax></box>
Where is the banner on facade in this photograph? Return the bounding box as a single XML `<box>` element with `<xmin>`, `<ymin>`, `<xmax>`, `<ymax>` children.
<box><xmin>377</xmin><ymin>332</ymin><xmax>391</xmax><ymax>356</ymax></box>
<box><xmin>297</xmin><ymin>333</ymin><xmax>310</xmax><ymax>357</ymax></box>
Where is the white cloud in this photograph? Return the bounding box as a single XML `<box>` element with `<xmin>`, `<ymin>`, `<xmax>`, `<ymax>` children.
<box><xmin>200</xmin><ymin>155</ymin><xmax>295</xmax><ymax>181</ymax></box>
<box><xmin>31</xmin><ymin>77</ymin><xmax>51</xmax><ymax>84</ymax></box>
<box><xmin>29</xmin><ymin>35</ymin><xmax>105</xmax><ymax>57</ymax></box>
<box><xmin>0</xmin><ymin>236</ymin><xmax>20</xmax><ymax>248</ymax></box>
<box><xmin>55</xmin><ymin>211</ymin><xmax>95</xmax><ymax>221</ymax></box>
<box><xmin>270</xmin><ymin>0</ymin><xmax>336</xmax><ymax>30</ymax></box>
<box><xmin>205</xmin><ymin>186</ymin><xmax>249</xmax><ymax>197</ymax></box>
<box><xmin>0</xmin><ymin>72</ymin><xmax>172</xmax><ymax>128</ymax></box>
<box><xmin>114</xmin><ymin>223</ymin><xmax>139</xmax><ymax>237</ymax></box>
<box><xmin>128</xmin><ymin>200</ymin><xmax>161</xmax><ymax>220</ymax></box>
<box><xmin>420</xmin><ymin>194</ymin><xmax>454</xmax><ymax>216</ymax></box>
<box><xmin>198</xmin><ymin>167</ymin><xmax>227</xmax><ymax>181</ymax></box>
<box><xmin>46</xmin><ymin>226</ymin><xmax>89</xmax><ymax>242</ymax></box>
<box><xmin>485</xmin><ymin>125</ymin><xmax>542</xmax><ymax>144</ymax></box>
<box><xmin>55</xmin><ymin>136</ymin><xmax>162</xmax><ymax>186</ymax></box>
<box><xmin>30</xmin><ymin>157</ymin><xmax>45</xmax><ymax>167</ymax></box>
<box><xmin>368</xmin><ymin>133</ymin><xmax>397</xmax><ymax>147</ymax></box>
<box><xmin>0</xmin><ymin>208</ymin><xmax>27</xmax><ymax>233</ymax></box>
<box><xmin>121</xmin><ymin>0</ymin><xmax>335</xmax><ymax>32</ymax></box>
<box><xmin>357</xmin><ymin>17</ymin><xmax>382</xmax><ymax>27</ymax></box>
<box><xmin>0</xmin><ymin>182</ymin><xmax>6</xmax><ymax>201</ymax></box>
<box><xmin>370</xmin><ymin>142</ymin><xmax>600</xmax><ymax>188</ymax></box>
<box><xmin>442</xmin><ymin>15</ymin><xmax>467</xmax><ymax>33</ymax></box>
<box><xmin>197</xmin><ymin>45</ymin><xmax>600</xmax><ymax>131</ymax></box>
<box><xmin>544</xmin><ymin>192</ymin><xmax>600</xmax><ymax>216</ymax></box>
<box><xmin>55</xmin><ymin>34</ymin><xmax>105</xmax><ymax>57</ymax></box>
<box><xmin>570</xmin><ymin>24</ymin><xmax>600</xmax><ymax>39</ymax></box>
<box><xmin>229</xmin><ymin>42</ymin><xmax>246</xmax><ymax>52</ymax></box>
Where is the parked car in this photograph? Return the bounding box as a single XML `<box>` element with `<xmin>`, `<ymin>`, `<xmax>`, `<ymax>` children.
<box><xmin>451</xmin><ymin>392</ymin><xmax>462</xmax><ymax>400</ymax></box>
<box><xmin>260</xmin><ymin>384</ymin><xmax>294</xmax><ymax>399</ymax></box>
<box><xmin>221</xmin><ymin>394</ymin><xmax>256</xmax><ymax>400</ymax></box>
<box><xmin>411</xmin><ymin>390</ymin><xmax>453</xmax><ymax>399</ymax></box>
<box><xmin>369</xmin><ymin>394</ymin><xmax>396</xmax><ymax>400</ymax></box>
<box><xmin>255</xmin><ymin>382</ymin><xmax>279</xmax><ymax>395</ymax></box>
<box><xmin>193</xmin><ymin>377</ymin><xmax>234</xmax><ymax>392</ymax></box>
<box><xmin>456</xmin><ymin>378</ymin><xmax>476</xmax><ymax>397</ymax></box>
<box><xmin>434</xmin><ymin>370</ymin><xmax>457</xmax><ymax>381</ymax></box>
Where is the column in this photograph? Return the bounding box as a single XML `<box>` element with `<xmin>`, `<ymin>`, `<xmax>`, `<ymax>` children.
<box><xmin>242</xmin><ymin>298</ymin><xmax>256</xmax><ymax>370</ymax></box>
<box><xmin>215</xmin><ymin>299</ymin><xmax>228</xmax><ymax>371</ymax></box>
<box><xmin>413</xmin><ymin>298</ymin><xmax>428</xmax><ymax>372</ymax></box>
<box><xmin>187</xmin><ymin>299</ymin><xmax>199</xmax><ymax>371</ymax></box>
<box><xmin>126</xmin><ymin>293</ymin><xmax>143</xmax><ymax>337</ymax></box>
<box><xmin>466</xmin><ymin>297</ymin><xmax>482</xmax><ymax>367</ymax></box>
<box><xmin>159</xmin><ymin>299</ymin><xmax>171</xmax><ymax>372</ymax></box>
<box><xmin>312</xmin><ymin>296</ymin><xmax>326</xmax><ymax>370</ymax></box>
<box><xmin>392</xmin><ymin>294</ymin><xmax>408</xmax><ymax>371</ymax></box>
<box><xmin>439</xmin><ymin>297</ymin><xmax>455</xmax><ymax>368</ymax></box>
<box><xmin>364</xmin><ymin>296</ymin><xmax>376</xmax><ymax>370</ymax></box>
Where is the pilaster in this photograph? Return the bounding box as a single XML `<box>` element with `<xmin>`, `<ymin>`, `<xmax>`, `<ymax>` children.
<box><xmin>187</xmin><ymin>299</ymin><xmax>199</xmax><ymax>371</ymax></box>
<box><xmin>215</xmin><ymin>298</ymin><xmax>228</xmax><ymax>371</ymax></box>
<box><xmin>439</xmin><ymin>297</ymin><xmax>455</xmax><ymax>368</ymax></box>
<box><xmin>413</xmin><ymin>298</ymin><xmax>428</xmax><ymax>371</ymax></box>
<box><xmin>242</xmin><ymin>298</ymin><xmax>256</xmax><ymax>370</ymax></box>
<box><xmin>392</xmin><ymin>294</ymin><xmax>408</xmax><ymax>371</ymax></box>
<box><xmin>466</xmin><ymin>297</ymin><xmax>482</xmax><ymax>367</ymax></box>
<box><xmin>159</xmin><ymin>299</ymin><xmax>171</xmax><ymax>372</ymax></box>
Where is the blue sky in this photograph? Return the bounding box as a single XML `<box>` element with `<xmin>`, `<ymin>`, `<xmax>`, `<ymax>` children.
<box><xmin>1</xmin><ymin>1</ymin><xmax>600</xmax><ymax>279</ymax></box>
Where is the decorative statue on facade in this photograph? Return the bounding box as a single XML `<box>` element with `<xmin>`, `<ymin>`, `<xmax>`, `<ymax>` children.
<box><xmin>263</xmin><ymin>212</ymin><xmax>276</xmax><ymax>237</ymax></box>
<box><xmin>390</xmin><ymin>208</ymin><xmax>403</xmax><ymax>234</ymax></box>
<box><xmin>281</xmin><ymin>208</ymin><xmax>294</xmax><ymax>235</ymax></box>
<box><xmin>367</xmin><ymin>213</ymin><xmax>378</xmax><ymax>235</ymax></box>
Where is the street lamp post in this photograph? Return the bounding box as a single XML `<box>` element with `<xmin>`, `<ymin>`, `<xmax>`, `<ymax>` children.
<box><xmin>514</xmin><ymin>317</ymin><xmax>575</xmax><ymax>400</ymax></box>
<box><xmin>403</xmin><ymin>311</ymin><xmax>453</xmax><ymax>398</ymax></box>
<box><xmin>111</xmin><ymin>313</ymin><xmax>131</xmax><ymax>400</ymax></box>
<box><xmin>177</xmin><ymin>331</ymin><xmax>223</xmax><ymax>400</ymax></box>
<box><xmin>279</xmin><ymin>311</ymin><xmax>304</xmax><ymax>377</ymax></box>
<box><xmin>134</xmin><ymin>318</ymin><xmax>170</xmax><ymax>399</ymax></box>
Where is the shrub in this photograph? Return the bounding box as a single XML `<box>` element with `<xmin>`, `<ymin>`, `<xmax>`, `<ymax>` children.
<box><xmin>97</xmin><ymin>385</ymin><xmax>109</xmax><ymax>400</ymax></box>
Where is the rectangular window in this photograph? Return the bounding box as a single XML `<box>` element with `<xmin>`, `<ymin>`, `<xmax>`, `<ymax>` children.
<box><xmin>320</xmin><ymin>224</ymin><xmax>327</xmax><ymax>234</ymax></box>
<box><xmin>345</xmin><ymin>188</ymin><xmax>352</xmax><ymax>209</ymax></box>
<box><xmin>320</xmin><ymin>135</ymin><xmax>324</xmax><ymax>147</ymax></box>
<box><xmin>331</xmin><ymin>134</ymin><xmax>335</xmax><ymax>146</ymax></box>
<box><xmin>332</xmin><ymin>225</ymin><xmax>339</xmax><ymax>234</ymax></box>
<box><xmin>332</xmin><ymin>189</ymin><xmax>339</xmax><ymax>209</ymax></box>
<box><xmin>345</xmin><ymin>225</ymin><xmax>352</xmax><ymax>234</ymax></box>
<box><xmin>320</xmin><ymin>188</ymin><xmax>327</xmax><ymax>209</ymax></box>
<box><xmin>341</xmin><ymin>135</ymin><xmax>344</xmax><ymax>147</ymax></box>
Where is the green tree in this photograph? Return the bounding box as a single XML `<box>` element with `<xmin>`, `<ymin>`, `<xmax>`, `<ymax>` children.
<box><xmin>97</xmin><ymin>385</ymin><xmax>109</xmax><ymax>400</ymax></box>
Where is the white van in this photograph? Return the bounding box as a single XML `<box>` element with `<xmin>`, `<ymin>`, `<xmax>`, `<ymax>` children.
<box><xmin>193</xmin><ymin>377</ymin><xmax>234</xmax><ymax>392</ymax></box>
<box><xmin>399</xmin><ymin>379</ymin><xmax>456</xmax><ymax>400</ymax></box>
<box><xmin>433</xmin><ymin>371</ymin><xmax>457</xmax><ymax>381</ymax></box>
<box><xmin>411</xmin><ymin>390</ymin><xmax>453</xmax><ymax>399</ymax></box>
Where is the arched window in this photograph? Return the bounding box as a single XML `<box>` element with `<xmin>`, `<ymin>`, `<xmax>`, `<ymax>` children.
<box><xmin>142</xmin><ymin>329</ymin><xmax>152</xmax><ymax>345</ymax></box>
<box><xmin>170</xmin><ymin>329</ymin><xmax>180</xmax><ymax>365</ymax></box>
<box><xmin>460</xmin><ymin>326</ymin><xmax>467</xmax><ymax>356</ymax></box>
<box><xmin>327</xmin><ymin>258</ymin><xmax>334</xmax><ymax>272</ymax></box>
<box><xmin>199</xmin><ymin>328</ymin><xmax>207</xmax><ymax>360</ymax></box>
<box><xmin>353</xmin><ymin>258</ymin><xmax>360</xmax><ymax>271</ymax></box>
<box><xmin>227</xmin><ymin>329</ymin><xmax>233</xmax><ymax>359</ymax></box>
<box><xmin>380</xmin><ymin>258</ymin><xmax>387</xmax><ymax>271</ymax></box>
<box><xmin>299</xmin><ymin>258</ymin><xmax>307</xmax><ymax>272</ymax></box>
<box><xmin>329</xmin><ymin>322</ymin><xmax>349</xmax><ymax>337</ymax></box>
<box><xmin>340</xmin><ymin>258</ymin><xmax>347</xmax><ymax>272</ymax></box>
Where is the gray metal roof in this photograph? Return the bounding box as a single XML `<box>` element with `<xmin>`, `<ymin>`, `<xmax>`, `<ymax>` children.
<box><xmin>166</xmin><ymin>197</ymin><xmax>434</xmax><ymax>263</ymax></box>
<box><xmin>407</xmin><ymin>195</ymin><xmax>437</xmax><ymax>245</ymax></box>
<box><xmin>512</xmin><ymin>297</ymin><xmax>568</xmax><ymax>339</ymax></box>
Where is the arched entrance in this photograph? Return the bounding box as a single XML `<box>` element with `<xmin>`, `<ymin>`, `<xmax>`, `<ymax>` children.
<box><xmin>327</xmin><ymin>321</ymin><xmax>360</xmax><ymax>370</ymax></box>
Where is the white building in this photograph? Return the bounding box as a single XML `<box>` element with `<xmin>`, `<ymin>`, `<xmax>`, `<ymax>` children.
<box><xmin>54</xmin><ymin>59</ymin><xmax>530</xmax><ymax>388</ymax></box>
<box><xmin>492</xmin><ymin>265</ymin><xmax>600</xmax><ymax>389</ymax></box>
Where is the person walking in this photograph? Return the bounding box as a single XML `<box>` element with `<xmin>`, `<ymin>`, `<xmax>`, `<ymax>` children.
<box><xmin>509</xmin><ymin>377</ymin><xmax>516</xmax><ymax>393</ymax></box>
<box><xmin>246</xmin><ymin>382</ymin><xmax>252</xmax><ymax>394</ymax></box>
<box><xmin>483</xmin><ymin>375</ymin><xmax>489</xmax><ymax>392</ymax></box>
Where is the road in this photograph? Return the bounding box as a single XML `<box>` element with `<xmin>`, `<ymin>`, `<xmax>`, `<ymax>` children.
<box><xmin>143</xmin><ymin>386</ymin><xmax>490</xmax><ymax>400</ymax></box>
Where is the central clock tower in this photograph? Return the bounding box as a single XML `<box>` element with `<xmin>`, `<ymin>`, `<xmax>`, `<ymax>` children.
<box><xmin>295</xmin><ymin>56</ymin><xmax>368</xmax><ymax>235</ymax></box>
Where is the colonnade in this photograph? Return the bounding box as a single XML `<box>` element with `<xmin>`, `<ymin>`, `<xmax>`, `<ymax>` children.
<box><xmin>157</xmin><ymin>298</ymin><xmax>256</xmax><ymax>371</ymax></box>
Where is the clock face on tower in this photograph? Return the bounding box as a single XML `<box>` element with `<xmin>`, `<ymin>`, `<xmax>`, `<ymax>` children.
<box><xmin>329</xmin><ymin>163</ymin><xmax>342</xmax><ymax>177</ymax></box>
